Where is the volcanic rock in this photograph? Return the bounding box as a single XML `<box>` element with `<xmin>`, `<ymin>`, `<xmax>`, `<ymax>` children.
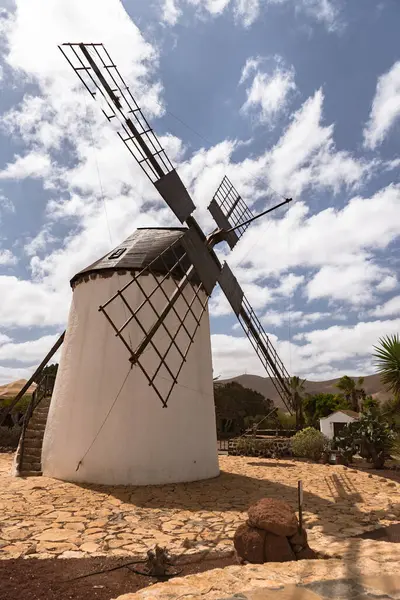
<box><xmin>233</xmin><ymin>523</ymin><xmax>266</xmax><ymax>564</ymax></box>
<box><xmin>295</xmin><ymin>546</ymin><xmax>318</xmax><ymax>560</ymax></box>
<box><xmin>289</xmin><ymin>528</ymin><xmax>308</xmax><ymax>550</ymax></box>
<box><xmin>264</xmin><ymin>531</ymin><xmax>296</xmax><ymax>562</ymax></box>
<box><xmin>248</xmin><ymin>498</ymin><xmax>298</xmax><ymax>537</ymax></box>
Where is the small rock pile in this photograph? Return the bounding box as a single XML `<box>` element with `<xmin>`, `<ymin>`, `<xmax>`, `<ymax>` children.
<box><xmin>233</xmin><ymin>498</ymin><xmax>317</xmax><ymax>563</ymax></box>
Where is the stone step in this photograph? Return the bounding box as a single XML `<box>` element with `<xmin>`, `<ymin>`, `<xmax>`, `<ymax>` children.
<box><xmin>22</xmin><ymin>444</ymin><xmax>42</xmax><ymax>454</ymax></box>
<box><xmin>26</xmin><ymin>423</ymin><xmax>46</xmax><ymax>432</ymax></box>
<box><xmin>19</xmin><ymin>470</ymin><xmax>43</xmax><ymax>477</ymax></box>
<box><xmin>23</xmin><ymin>439</ymin><xmax>43</xmax><ymax>449</ymax></box>
<box><xmin>33</xmin><ymin>410</ymin><xmax>49</xmax><ymax>417</ymax></box>
<box><xmin>24</xmin><ymin>429</ymin><xmax>45</xmax><ymax>439</ymax></box>
<box><xmin>21</xmin><ymin>461</ymin><xmax>42</xmax><ymax>471</ymax></box>
<box><xmin>29</xmin><ymin>417</ymin><xmax>48</xmax><ymax>425</ymax></box>
<box><xmin>22</xmin><ymin>452</ymin><xmax>42</xmax><ymax>462</ymax></box>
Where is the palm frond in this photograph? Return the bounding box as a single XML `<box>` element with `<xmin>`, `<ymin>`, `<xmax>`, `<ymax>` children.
<box><xmin>373</xmin><ymin>334</ymin><xmax>400</xmax><ymax>398</ymax></box>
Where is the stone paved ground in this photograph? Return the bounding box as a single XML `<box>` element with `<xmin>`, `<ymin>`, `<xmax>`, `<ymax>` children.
<box><xmin>1</xmin><ymin>453</ymin><xmax>400</xmax><ymax>562</ymax></box>
<box><xmin>119</xmin><ymin>564</ymin><xmax>400</xmax><ymax>600</ymax></box>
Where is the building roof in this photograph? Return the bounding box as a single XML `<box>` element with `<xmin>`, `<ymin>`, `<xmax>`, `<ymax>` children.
<box><xmin>320</xmin><ymin>409</ymin><xmax>360</xmax><ymax>420</ymax></box>
<box><xmin>70</xmin><ymin>227</ymin><xmax>189</xmax><ymax>288</ymax></box>
<box><xmin>339</xmin><ymin>410</ymin><xmax>360</xmax><ymax>418</ymax></box>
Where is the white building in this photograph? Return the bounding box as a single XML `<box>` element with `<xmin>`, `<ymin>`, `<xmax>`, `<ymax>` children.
<box><xmin>320</xmin><ymin>410</ymin><xmax>360</xmax><ymax>440</ymax></box>
<box><xmin>41</xmin><ymin>228</ymin><xmax>219</xmax><ymax>486</ymax></box>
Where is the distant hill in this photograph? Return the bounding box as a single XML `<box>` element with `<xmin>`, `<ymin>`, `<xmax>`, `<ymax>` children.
<box><xmin>218</xmin><ymin>373</ymin><xmax>391</xmax><ymax>411</ymax></box>
<box><xmin>0</xmin><ymin>379</ymin><xmax>36</xmax><ymax>400</ymax></box>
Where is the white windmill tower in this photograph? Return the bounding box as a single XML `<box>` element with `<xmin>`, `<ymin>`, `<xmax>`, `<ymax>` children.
<box><xmin>6</xmin><ymin>43</ymin><xmax>293</xmax><ymax>485</ymax></box>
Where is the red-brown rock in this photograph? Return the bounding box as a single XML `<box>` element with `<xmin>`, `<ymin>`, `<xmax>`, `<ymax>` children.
<box><xmin>233</xmin><ymin>523</ymin><xmax>266</xmax><ymax>564</ymax></box>
<box><xmin>295</xmin><ymin>546</ymin><xmax>318</xmax><ymax>560</ymax></box>
<box><xmin>264</xmin><ymin>531</ymin><xmax>296</xmax><ymax>562</ymax></box>
<box><xmin>248</xmin><ymin>498</ymin><xmax>298</xmax><ymax>537</ymax></box>
<box><xmin>289</xmin><ymin>528</ymin><xmax>308</xmax><ymax>550</ymax></box>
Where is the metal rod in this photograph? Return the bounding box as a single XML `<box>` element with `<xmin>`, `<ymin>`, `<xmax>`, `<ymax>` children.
<box><xmin>0</xmin><ymin>331</ymin><xmax>65</xmax><ymax>426</ymax></box>
<box><xmin>225</xmin><ymin>197</ymin><xmax>292</xmax><ymax>234</ymax></box>
<box><xmin>298</xmin><ymin>480</ymin><xmax>303</xmax><ymax>532</ymax></box>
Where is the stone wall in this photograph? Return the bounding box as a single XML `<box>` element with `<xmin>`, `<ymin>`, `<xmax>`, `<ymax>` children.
<box><xmin>231</xmin><ymin>436</ymin><xmax>292</xmax><ymax>458</ymax></box>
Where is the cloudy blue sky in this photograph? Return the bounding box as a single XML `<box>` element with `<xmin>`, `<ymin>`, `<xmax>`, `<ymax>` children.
<box><xmin>0</xmin><ymin>0</ymin><xmax>399</xmax><ymax>385</ymax></box>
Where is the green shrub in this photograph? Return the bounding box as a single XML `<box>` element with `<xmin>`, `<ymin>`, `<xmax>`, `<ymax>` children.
<box><xmin>291</xmin><ymin>427</ymin><xmax>327</xmax><ymax>461</ymax></box>
<box><xmin>391</xmin><ymin>433</ymin><xmax>400</xmax><ymax>459</ymax></box>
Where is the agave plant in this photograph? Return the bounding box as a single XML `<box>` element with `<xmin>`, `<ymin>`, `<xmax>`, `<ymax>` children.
<box><xmin>373</xmin><ymin>334</ymin><xmax>400</xmax><ymax>400</ymax></box>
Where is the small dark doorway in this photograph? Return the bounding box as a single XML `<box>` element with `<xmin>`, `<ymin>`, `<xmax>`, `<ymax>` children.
<box><xmin>333</xmin><ymin>422</ymin><xmax>347</xmax><ymax>438</ymax></box>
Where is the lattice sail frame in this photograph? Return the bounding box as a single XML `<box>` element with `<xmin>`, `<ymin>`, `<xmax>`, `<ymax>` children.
<box><xmin>99</xmin><ymin>235</ymin><xmax>209</xmax><ymax>408</ymax></box>
<box><xmin>208</xmin><ymin>176</ymin><xmax>254</xmax><ymax>249</ymax></box>
<box><xmin>59</xmin><ymin>43</ymin><xmax>195</xmax><ymax>223</ymax></box>
<box><xmin>218</xmin><ymin>263</ymin><xmax>292</xmax><ymax>412</ymax></box>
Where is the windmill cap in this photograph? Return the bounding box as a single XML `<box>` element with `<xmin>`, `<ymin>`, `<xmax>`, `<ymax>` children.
<box><xmin>70</xmin><ymin>227</ymin><xmax>188</xmax><ymax>288</ymax></box>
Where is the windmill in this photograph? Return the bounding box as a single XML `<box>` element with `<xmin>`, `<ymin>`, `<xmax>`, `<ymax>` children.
<box><xmin>14</xmin><ymin>43</ymin><xmax>293</xmax><ymax>485</ymax></box>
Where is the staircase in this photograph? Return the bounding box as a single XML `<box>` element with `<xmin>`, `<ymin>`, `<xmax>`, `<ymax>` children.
<box><xmin>14</xmin><ymin>375</ymin><xmax>55</xmax><ymax>476</ymax></box>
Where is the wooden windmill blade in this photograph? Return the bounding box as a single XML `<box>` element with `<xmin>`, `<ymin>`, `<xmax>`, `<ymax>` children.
<box><xmin>59</xmin><ymin>43</ymin><xmax>195</xmax><ymax>223</ymax></box>
<box><xmin>208</xmin><ymin>175</ymin><xmax>254</xmax><ymax>249</ymax></box>
<box><xmin>217</xmin><ymin>262</ymin><xmax>293</xmax><ymax>414</ymax></box>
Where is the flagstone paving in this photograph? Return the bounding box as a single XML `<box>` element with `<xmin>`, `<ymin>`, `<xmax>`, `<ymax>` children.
<box><xmin>118</xmin><ymin>566</ymin><xmax>400</xmax><ymax>600</ymax></box>
<box><xmin>0</xmin><ymin>453</ymin><xmax>400</xmax><ymax>563</ymax></box>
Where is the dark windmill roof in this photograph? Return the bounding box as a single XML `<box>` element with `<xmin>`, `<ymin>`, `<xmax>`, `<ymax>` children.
<box><xmin>70</xmin><ymin>227</ymin><xmax>189</xmax><ymax>288</ymax></box>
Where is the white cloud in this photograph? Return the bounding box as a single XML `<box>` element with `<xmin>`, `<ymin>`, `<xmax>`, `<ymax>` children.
<box><xmin>306</xmin><ymin>261</ymin><xmax>387</xmax><ymax>305</ymax></box>
<box><xmin>274</xmin><ymin>273</ymin><xmax>304</xmax><ymax>296</ymax></box>
<box><xmin>24</xmin><ymin>228</ymin><xmax>56</xmax><ymax>257</ymax></box>
<box><xmin>0</xmin><ymin>365</ymin><xmax>31</xmax><ymax>386</ymax></box>
<box><xmin>370</xmin><ymin>296</ymin><xmax>400</xmax><ymax>318</ymax></box>
<box><xmin>293</xmin><ymin>0</ymin><xmax>339</xmax><ymax>30</ymax></box>
<box><xmin>262</xmin><ymin>309</ymin><xmax>340</xmax><ymax>329</ymax></box>
<box><xmin>384</xmin><ymin>158</ymin><xmax>400</xmax><ymax>171</ymax></box>
<box><xmin>162</xmin><ymin>0</ymin><xmax>340</xmax><ymax>29</ymax></box>
<box><xmin>0</xmin><ymin>334</ymin><xmax>59</xmax><ymax>364</ymax></box>
<box><xmin>0</xmin><ymin>333</ymin><xmax>11</xmax><ymax>345</ymax></box>
<box><xmin>212</xmin><ymin>317</ymin><xmax>400</xmax><ymax>380</ymax></box>
<box><xmin>0</xmin><ymin>192</ymin><xmax>15</xmax><ymax>213</ymax></box>
<box><xmin>230</xmin><ymin>184</ymin><xmax>400</xmax><ymax>307</ymax></box>
<box><xmin>234</xmin><ymin>0</ymin><xmax>261</xmax><ymax>26</ymax></box>
<box><xmin>240</xmin><ymin>56</ymin><xmax>296</xmax><ymax>124</ymax></box>
<box><xmin>0</xmin><ymin>152</ymin><xmax>52</xmax><ymax>180</ymax></box>
<box><xmin>363</xmin><ymin>61</ymin><xmax>400</xmax><ymax>149</ymax></box>
<box><xmin>0</xmin><ymin>249</ymin><xmax>17</xmax><ymax>265</ymax></box>
<box><xmin>0</xmin><ymin>276</ymin><xmax>68</xmax><ymax>327</ymax></box>
<box><xmin>239</xmin><ymin>56</ymin><xmax>261</xmax><ymax>84</ymax></box>
<box><xmin>267</xmin><ymin>89</ymin><xmax>368</xmax><ymax>196</ymax></box>
<box><xmin>376</xmin><ymin>275</ymin><xmax>398</xmax><ymax>293</ymax></box>
<box><xmin>162</xmin><ymin>0</ymin><xmax>182</xmax><ymax>25</ymax></box>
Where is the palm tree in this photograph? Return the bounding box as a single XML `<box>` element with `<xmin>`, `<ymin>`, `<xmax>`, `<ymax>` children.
<box><xmin>335</xmin><ymin>375</ymin><xmax>365</xmax><ymax>412</ymax></box>
<box><xmin>289</xmin><ymin>376</ymin><xmax>306</xmax><ymax>429</ymax></box>
<box><xmin>373</xmin><ymin>334</ymin><xmax>400</xmax><ymax>400</ymax></box>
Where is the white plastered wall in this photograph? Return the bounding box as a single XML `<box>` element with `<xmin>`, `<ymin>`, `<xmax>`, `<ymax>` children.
<box><xmin>42</xmin><ymin>272</ymin><xmax>219</xmax><ymax>485</ymax></box>
<box><xmin>320</xmin><ymin>412</ymin><xmax>357</xmax><ymax>440</ymax></box>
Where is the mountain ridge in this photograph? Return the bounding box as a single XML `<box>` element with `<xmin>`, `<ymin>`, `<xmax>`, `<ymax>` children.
<box><xmin>0</xmin><ymin>374</ymin><xmax>391</xmax><ymax>409</ymax></box>
<box><xmin>0</xmin><ymin>379</ymin><xmax>36</xmax><ymax>399</ymax></box>
<box><xmin>218</xmin><ymin>373</ymin><xmax>390</xmax><ymax>410</ymax></box>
